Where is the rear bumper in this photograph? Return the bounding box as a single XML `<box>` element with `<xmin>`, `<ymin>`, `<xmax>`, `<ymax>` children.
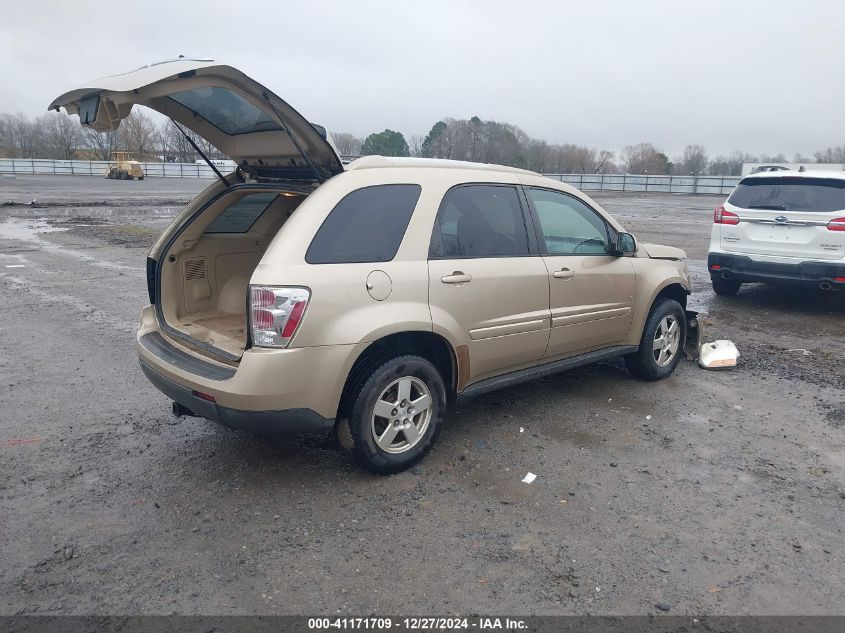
<box><xmin>139</xmin><ymin>361</ymin><xmax>333</xmax><ymax>434</ymax></box>
<box><xmin>135</xmin><ymin>306</ymin><xmax>364</xmax><ymax>434</ymax></box>
<box><xmin>141</xmin><ymin>361</ymin><xmax>334</xmax><ymax>434</ymax></box>
<box><xmin>707</xmin><ymin>253</ymin><xmax>845</xmax><ymax>286</ymax></box>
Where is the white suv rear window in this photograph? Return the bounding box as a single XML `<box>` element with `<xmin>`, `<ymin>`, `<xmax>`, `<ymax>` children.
<box><xmin>728</xmin><ymin>177</ymin><xmax>845</xmax><ymax>212</ymax></box>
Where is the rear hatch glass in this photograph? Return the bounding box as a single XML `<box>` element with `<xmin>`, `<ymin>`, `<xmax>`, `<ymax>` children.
<box><xmin>728</xmin><ymin>177</ymin><xmax>845</xmax><ymax>212</ymax></box>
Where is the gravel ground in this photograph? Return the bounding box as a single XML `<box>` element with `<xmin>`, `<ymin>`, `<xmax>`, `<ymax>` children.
<box><xmin>0</xmin><ymin>175</ymin><xmax>843</xmax><ymax>616</ymax></box>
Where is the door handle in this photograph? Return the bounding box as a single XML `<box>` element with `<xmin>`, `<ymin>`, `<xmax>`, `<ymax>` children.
<box><xmin>553</xmin><ymin>268</ymin><xmax>576</xmax><ymax>279</ymax></box>
<box><xmin>441</xmin><ymin>271</ymin><xmax>472</xmax><ymax>284</ymax></box>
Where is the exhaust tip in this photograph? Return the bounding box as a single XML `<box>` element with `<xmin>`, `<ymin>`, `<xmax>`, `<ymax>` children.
<box><xmin>172</xmin><ymin>401</ymin><xmax>196</xmax><ymax>418</ymax></box>
<box><xmin>721</xmin><ymin>271</ymin><xmax>732</xmax><ymax>280</ymax></box>
<box><xmin>819</xmin><ymin>281</ymin><xmax>832</xmax><ymax>291</ymax></box>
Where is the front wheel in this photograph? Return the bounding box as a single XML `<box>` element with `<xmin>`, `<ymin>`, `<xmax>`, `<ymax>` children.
<box><xmin>344</xmin><ymin>355</ymin><xmax>446</xmax><ymax>474</ymax></box>
<box><xmin>625</xmin><ymin>298</ymin><xmax>686</xmax><ymax>381</ymax></box>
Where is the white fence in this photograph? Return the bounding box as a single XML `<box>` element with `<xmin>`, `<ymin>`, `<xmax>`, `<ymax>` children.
<box><xmin>0</xmin><ymin>158</ymin><xmax>741</xmax><ymax>194</ymax></box>
<box><xmin>0</xmin><ymin>158</ymin><xmax>219</xmax><ymax>179</ymax></box>
<box><xmin>545</xmin><ymin>173</ymin><xmax>741</xmax><ymax>195</ymax></box>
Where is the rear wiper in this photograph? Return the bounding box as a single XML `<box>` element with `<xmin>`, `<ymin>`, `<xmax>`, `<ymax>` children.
<box><xmin>747</xmin><ymin>204</ymin><xmax>786</xmax><ymax>210</ymax></box>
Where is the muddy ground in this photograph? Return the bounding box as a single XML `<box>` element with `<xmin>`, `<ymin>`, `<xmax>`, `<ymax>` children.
<box><xmin>0</xmin><ymin>175</ymin><xmax>843</xmax><ymax>615</ymax></box>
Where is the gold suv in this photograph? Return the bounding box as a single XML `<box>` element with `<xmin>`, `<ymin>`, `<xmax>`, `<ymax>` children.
<box><xmin>52</xmin><ymin>59</ymin><xmax>692</xmax><ymax>473</ymax></box>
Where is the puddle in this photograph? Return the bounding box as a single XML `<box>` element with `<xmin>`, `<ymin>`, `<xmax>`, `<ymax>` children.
<box><xmin>1</xmin><ymin>205</ymin><xmax>178</xmax><ymax>219</ymax></box>
<box><xmin>0</xmin><ymin>217</ymin><xmax>68</xmax><ymax>240</ymax></box>
<box><xmin>0</xmin><ymin>217</ymin><xmax>140</xmax><ymax>272</ymax></box>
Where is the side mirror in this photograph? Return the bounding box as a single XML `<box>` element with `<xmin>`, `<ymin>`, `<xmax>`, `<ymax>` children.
<box><xmin>615</xmin><ymin>232</ymin><xmax>637</xmax><ymax>255</ymax></box>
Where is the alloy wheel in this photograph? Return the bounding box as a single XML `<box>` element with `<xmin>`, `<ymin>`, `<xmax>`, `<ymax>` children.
<box><xmin>370</xmin><ymin>376</ymin><xmax>433</xmax><ymax>454</ymax></box>
<box><xmin>652</xmin><ymin>314</ymin><xmax>681</xmax><ymax>367</ymax></box>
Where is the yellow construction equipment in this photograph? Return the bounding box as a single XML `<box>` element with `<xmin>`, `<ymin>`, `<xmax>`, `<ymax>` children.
<box><xmin>105</xmin><ymin>151</ymin><xmax>145</xmax><ymax>180</ymax></box>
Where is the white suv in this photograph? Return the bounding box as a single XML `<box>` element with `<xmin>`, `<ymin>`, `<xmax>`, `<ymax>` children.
<box><xmin>708</xmin><ymin>170</ymin><xmax>845</xmax><ymax>295</ymax></box>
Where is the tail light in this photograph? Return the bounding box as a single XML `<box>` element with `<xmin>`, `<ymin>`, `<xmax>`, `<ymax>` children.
<box><xmin>827</xmin><ymin>217</ymin><xmax>845</xmax><ymax>231</ymax></box>
<box><xmin>249</xmin><ymin>286</ymin><xmax>310</xmax><ymax>348</ymax></box>
<box><xmin>714</xmin><ymin>205</ymin><xmax>740</xmax><ymax>225</ymax></box>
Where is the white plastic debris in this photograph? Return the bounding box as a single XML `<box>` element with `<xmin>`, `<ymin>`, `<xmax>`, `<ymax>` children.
<box><xmin>646</xmin><ymin>415</ymin><xmax>652</xmax><ymax>421</ymax></box>
<box><xmin>786</xmin><ymin>348</ymin><xmax>812</xmax><ymax>356</ymax></box>
<box><xmin>699</xmin><ymin>340</ymin><xmax>740</xmax><ymax>370</ymax></box>
<box><xmin>519</xmin><ymin>427</ymin><xmax>524</xmax><ymax>433</ymax></box>
<box><xmin>521</xmin><ymin>472</ymin><xmax>537</xmax><ymax>484</ymax></box>
<box><xmin>5</xmin><ymin>265</ymin><xmax>25</xmax><ymax>268</ymax></box>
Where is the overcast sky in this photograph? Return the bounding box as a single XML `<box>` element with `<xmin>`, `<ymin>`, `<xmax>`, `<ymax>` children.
<box><xmin>2</xmin><ymin>0</ymin><xmax>843</xmax><ymax>158</ymax></box>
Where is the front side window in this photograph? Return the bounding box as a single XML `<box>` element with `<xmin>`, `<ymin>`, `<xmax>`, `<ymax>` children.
<box><xmin>170</xmin><ymin>87</ymin><xmax>282</xmax><ymax>135</ymax></box>
<box><xmin>306</xmin><ymin>184</ymin><xmax>421</xmax><ymax>264</ymax></box>
<box><xmin>527</xmin><ymin>188</ymin><xmax>609</xmax><ymax>255</ymax></box>
<box><xmin>205</xmin><ymin>192</ymin><xmax>277</xmax><ymax>234</ymax></box>
<box><xmin>430</xmin><ymin>185</ymin><xmax>530</xmax><ymax>258</ymax></box>
<box><xmin>728</xmin><ymin>177</ymin><xmax>845</xmax><ymax>212</ymax></box>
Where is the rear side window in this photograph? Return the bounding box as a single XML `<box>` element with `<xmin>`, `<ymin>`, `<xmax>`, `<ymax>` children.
<box><xmin>430</xmin><ymin>185</ymin><xmax>530</xmax><ymax>258</ymax></box>
<box><xmin>205</xmin><ymin>192</ymin><xmax>277</xmax><ymax>233</ymax></box>
<box><xmin>306</xmin><ymin>184</ymin><xmax>421</xmax><ymax>264</ymax></box>
<box><xmin>728</xmin><ymin>177</ymin><xmax>845</xmax><ymax>212</ymax></box>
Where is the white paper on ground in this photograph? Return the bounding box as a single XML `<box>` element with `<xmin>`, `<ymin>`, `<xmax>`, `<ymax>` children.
<box><xmin>521</xmin><ymin>472</ymin><xmax>536</xmax><ymax>484</ymax></box>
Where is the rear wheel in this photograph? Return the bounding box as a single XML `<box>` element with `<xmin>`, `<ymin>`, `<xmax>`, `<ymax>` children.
<box><xmin>712</xmin><ymin>277</ymin><xmax>741</xmax><ymax>296</ymax></box>
<box><xmin>344</xmin><ymin>355</ymin><xmax>445</xmax><ymax>474</ymax></box>
<box><xmin>625</xmin><ymin>298</ymin><xmax>686</xmax><ymax>381</ymax></box>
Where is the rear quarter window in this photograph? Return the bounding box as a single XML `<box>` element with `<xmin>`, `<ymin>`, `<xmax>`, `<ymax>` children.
<box><xmin>305</xmin><ymin>184</ymin><xmax>422</xmax><ymax>264</ymax></box>
<box><xmin>728</xmin><ymin>177</ymin><xmax>845</xmax><ymax>212</ymax></box>
<box><xmin>205</xmin><ymin>192</ymin><xmax>277</xmax><ymax>233</ymax></box>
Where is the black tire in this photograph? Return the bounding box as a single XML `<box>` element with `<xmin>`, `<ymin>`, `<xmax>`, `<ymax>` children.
<box><xmin>138</xmin><ymin>175</ymin><xmax>144</xmax><ymax>180</ymax></box>
<box><xmin>345</xmin><ymin>354</ymin><xmax>446</xmax><ymax>475</ymax></box>
<box><xmin>625</xmin><ymin>298</ymin><xmax>687</xmax><ymax>381</ymax></box>
<box><xmin>712</xmin><ymin>277</ymin><xmax>741</xmax><ymax>296</ymax></box>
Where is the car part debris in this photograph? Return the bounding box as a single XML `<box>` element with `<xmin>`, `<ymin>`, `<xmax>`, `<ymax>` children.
<box><xmin>684</xmin><ymin>310</ymin><xmax>702</xmax><ymax>360</ymax></box>
<box><xmin>699</xmin><ymin>340</ymin><xmax>740</xmax><ymax>369</ymax></box>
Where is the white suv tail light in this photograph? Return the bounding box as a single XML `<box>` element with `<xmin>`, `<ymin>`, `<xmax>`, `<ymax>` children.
<box><xmin>249</xmin><ymin>286</ymin><xmax>310</xmax><ymax>348</ymax></box>
<box><xmin>713</xmin><ymin>205</ymin><xmax>740</xmax><ymax>225</ymax></box>
<box><xmin>827</xmin><ymin>217</ymin><xmax>845</xmax><ymax>231</ymax></box>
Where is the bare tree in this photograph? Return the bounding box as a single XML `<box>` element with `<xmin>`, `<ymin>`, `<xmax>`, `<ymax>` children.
<box><xmin>408</xmin><ymin>134</ymin><xmax>424</xmax><ymax>158</ymax></box>
<box><xmin>1</xmin><ymin>112</ymin><xmax>41</xmax><ymax>157</ymax></box>
<box><xmin>331</xmin><ymin>132</ymin><xmax>362</xmax><ymax>156</ymax></box>
<box><xmin>674</xmin><ymin>144</ymin><xmax>708</xmax><ymax>175</ymax></box>
<box><xmin>160</xmin><ymin>120</ymin><xmax>197</xmax><ymax>163</ymax></box>
<box><xmin>813</xmin><ymin>145</ymin><xmax>845</xmax><ymax>163</ymax></box>
<box><xmin>621</xmin><ymin>143</ymin><xmax>670</xmax><ymax>174</ymax></box>
<box><xmin>42</xmin><ymin>112</ymin><xmax>82</xmax><ymax>159</ymax></box>
<box><xmin>119</xmin><ymin>110</ymin><xmax>157</xmax><ymax>160</ymax></box>
<box><xmin>758</xmin><ymin>153</ymin><xmax>787</xmax><ymax>163</ymax></box>
<box><xmin>78</xmin><ymin>124</ymin><xmax>122</xmax><ymax>160</ymax></box>
<box><xmin>708</xmin><ymin>151</ymin><xmax>751</xmax><ymax>176</ymax></box>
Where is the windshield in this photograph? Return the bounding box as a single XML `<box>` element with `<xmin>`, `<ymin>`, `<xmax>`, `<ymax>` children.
<box><xmin>728</xmin><ymin>177</ymin><xmax>845</xmax><ymax>212</ymax></box>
